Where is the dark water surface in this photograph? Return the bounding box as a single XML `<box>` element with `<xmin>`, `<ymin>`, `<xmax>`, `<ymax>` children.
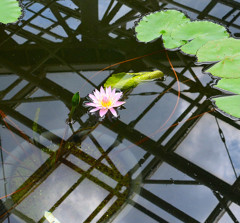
<box><xmin>1</xmin><ymin>0</ymin><xmax>240</xmax><ymax>222</ymax></box>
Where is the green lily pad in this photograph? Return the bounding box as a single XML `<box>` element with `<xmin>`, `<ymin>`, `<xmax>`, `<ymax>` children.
<box><xmin>0</xmin><ymin>0</ymin><xmax>22</xmax><ymax>24</ymax></box>
<box><xmin>135</xmin><ymin>10</ymin><xmax>190</xmax><ymax>48</ymax></box>
<box><xmin>215</xmin><ymin>78</ymin><xmax>240</xmax><ymax>94</ymax></box>
<box><xmin>213</xmin><ymin>77</ymin><xmax>240</xmax><ymax>119</ymax></box>
<box><xmin>197</xmin><ymin>38</ymin><xmax>240</xmax><ymax>61</ymax></box>
<box><xmin>208</xmin><ymin>54</ymin><xmax>240</xmax><ymax>78</ymax></box>
<box><xmin>171</xmin><ymin>21</ymin><xmax>229</xmax><ymax>55</ymax></box>
<box><xmin>104</xmin><ymin>70</ymin><xmax>164</xmax><ymax>90</ymax></box>
<box><xmin>162</xmin><ymin>35</ymin><xmax>188</xmax><ymax>49</ymax></box>
<box><xmin>213</xmin><ymin>95</ymin><xmax>240</xmax><ymax>119</ymax></box>
<box><xmin>197</xmin><ymin>38</ymin><xmax>240</xmax><ymax>78</ymax></box>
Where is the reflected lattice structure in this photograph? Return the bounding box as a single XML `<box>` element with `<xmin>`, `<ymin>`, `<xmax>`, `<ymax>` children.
<box><xmin>1</xmin><ymin>0</ymin><xmax>240</xmax><ymax>222</ymax></box>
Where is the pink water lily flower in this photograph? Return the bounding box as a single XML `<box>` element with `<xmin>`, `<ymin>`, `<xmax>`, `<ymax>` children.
<box><xmin>86</xmin><ymin>86</ymin><xmax>125</xmax><ymax>117</ymax></box>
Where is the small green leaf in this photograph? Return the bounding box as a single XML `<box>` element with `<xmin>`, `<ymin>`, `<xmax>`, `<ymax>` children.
<box><xmin>0</xmin><ymin>0</ymin><xmax>22</xmax><ymax>24</ymax></box>
<box><xmin>197</xmin><ymin>38</ymin><xmax>240</xmax><ymax>78</ymax></box>
<box><xmin>104</xmin><ymin>70</ymin><xmax>164</xmax><ymax>90</ymax></box>
<box><xmin>215</xmin><ymin>78</ymin><xmax>240</xmax><ymax>94</ymax></box>
<box><xmin>68</xmin><ymin>92</ymin><xmax>80</xmax><ymax>122</ymax></box>
<box><xmin>72</xmin><ymin>92</ymin><xmax>80</xmax><ymax>107</ymax></box>
<box><xmin>171</xmin><ymin>21</ymin><xmax>229</xmax><ymax>55</ymax></box>
<box><xmin>214</xmin><ymin>95</ymin><xmax>240</xmax><ymax>118</ymax></box>
<box><xmin>135</xmin><ymin>10</ymin><xmax>190</xmax><ymax>48</ymax></box>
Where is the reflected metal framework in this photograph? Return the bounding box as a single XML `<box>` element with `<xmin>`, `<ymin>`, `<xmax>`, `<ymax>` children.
<box><xmin>0</xmin><ymin>0</ymin><xmax>240</xmax><ymax>222</ymax></box>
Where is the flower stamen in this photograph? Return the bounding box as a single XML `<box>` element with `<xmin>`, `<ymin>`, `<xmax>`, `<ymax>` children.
<box><xmin>101</xmin><ymin>96</ymin><xmax>112</xmax><ymax>108</ymax></box>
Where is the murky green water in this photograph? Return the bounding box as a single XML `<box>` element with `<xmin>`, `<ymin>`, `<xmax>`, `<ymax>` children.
<box><xmin>1</xmin><ymin>0</ymin><xmax>240</xmax><ymax>222</ymax></box>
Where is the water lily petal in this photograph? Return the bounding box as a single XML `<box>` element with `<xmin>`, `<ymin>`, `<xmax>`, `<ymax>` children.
<box><xmin>113</xmin><ymin>92</ymin><xmax>123</xmax><ymax>101</ymax></box>
<box><xmin>88</xmin><ymin>94</ymin><xmax>98</xmax><ymax>103</ymax></box>
<box><xmin>100</xmin><ymin>86</ymin><xmax>105</xmax><ymax>95</ymax></box>
<box><xmin>106</xmin><ymin>86</ymin><xmax>111</xmax><ymax>96</ymax></box>
<box><xmin>110</xmin><ymin>108</ymin><xmax>117</xmax><ymax>117</ymax></box>
<box><xmin>99</xmin><ymin>109</ymin><xmax>108</xmax><ymax>117</ymax></box>
<box><xmin>85</xmin><ymin>102</ymin><xmax>98</xmax><ymax>107</ymax></box>
<box><xmin>108</xmin><ymin>86</ymin><xmax>112</xmax><ymax>91</ymax></box>
<box><xmin>94</xmin><ymin>89</ymin><xmax>101</xmax><ymax>99</ymax></box>
<box><xmin>112</xmin><ymin>101</ymin><xmax>125</xmax><ymax>107</ymax></box>
<box><xmin>110</xmin><ymin>88</ymin><xmax>116</xmax><ymax>99</ymax></box>
<box><xmin>90</xmin><ymin>107</ymin><xmax>100</xmax><ymax>112</ymax></box>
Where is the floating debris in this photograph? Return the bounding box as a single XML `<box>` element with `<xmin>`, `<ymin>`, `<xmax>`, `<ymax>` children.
<box><xmin>44</xmin><ymin>211</ymin><xmax>60</xmax><ymax>223</ymax></box>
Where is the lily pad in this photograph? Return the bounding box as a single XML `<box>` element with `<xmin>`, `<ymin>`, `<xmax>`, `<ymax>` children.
<box><xmin>197</xmin><ymin>38</ymin><xmax>240</xmax><ymax>61</ymax></box>
<box><xmin>135</xmin><ymin>10</ymin><xmax>190</xmax><ymax>48</ymax></box>
<box><xmin>213</xmin><ymin>95</ymin><xmax>240</xmax><ymax>119</ymax></box>
<box><xmin>171</xmin><ymin>21</ymin><xmax>229</xmax><ymax>55</ymax></box>
<box><xmin>104</xmin><ymin>70</ymin><xmax>164</xmax><ymax>90</ymax></box>
<box><xmin>213</xmin><ymin>77</ymin><xmax>240</xmax><ymax>119</ymax></box>
<box><xmin>215</xmin><ymin>78</ymin><xmax>240</xmax><ymax>94</ymax></box>
<box><xmin>197</xmin><ymin>38</ymin><xmax>240</xmax><ymax>78</ymax></box>
<box><xmin>0</xmin><ymin>0</ymin><xmax>22</xmax><ymax>24</ymax></box>
<box><xmin>207</xmin><ymin>54</ymin><xmax>240</xmax><ymax>78</ymax></box>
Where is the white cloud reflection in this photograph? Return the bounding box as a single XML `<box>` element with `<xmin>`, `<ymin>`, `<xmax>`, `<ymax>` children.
<box><xmin>53</xmin><ymin>179</ymin><xmax>108</xmax><ymax>223</ymax></box>
<box><xmin>176</xmin><ymin>114</ymin><xmax>239</xmax><ymax>184</ymax></box>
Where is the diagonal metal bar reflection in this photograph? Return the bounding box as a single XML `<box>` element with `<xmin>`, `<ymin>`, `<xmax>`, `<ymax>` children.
<box><xmin>1</xmin><ymin>0</ymin><xmax>240</xmax><ymax>222</ymax></box>
<box><xmin>0</xmin><ymin>56</ymin><xmax>73</xmax><ymax>107</ymax></box>
<box><xmin>102</xmin><ymin>108</ymin><xmax>240</xmax><ymax>206</ymax></box>
<box><xmin>139</xmin><ymin>187</ymin><xmax>200</xmax><ymax>223</ymax></box>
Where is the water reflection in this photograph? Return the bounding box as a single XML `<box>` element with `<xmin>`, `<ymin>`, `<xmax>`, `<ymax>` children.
<box><xmin>1</xmin><ymin>0</ymin><xmax>240</xmax><ymax>222</ymax></box>
<box><xmin>177</xmin><ymin>114</ymin><xmax>239</xmax><ymax>184</ymax></box>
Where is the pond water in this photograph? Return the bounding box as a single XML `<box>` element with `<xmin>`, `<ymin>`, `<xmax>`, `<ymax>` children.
<box><xmin>1</xmin><ymin>0</ymin><xmax>240</xmax><ymax>222</ymax></box>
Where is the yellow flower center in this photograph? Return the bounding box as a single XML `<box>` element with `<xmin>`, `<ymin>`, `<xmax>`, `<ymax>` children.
<box><xmin>101</xmin><ymin>96</ymin><xmax>112</xmax><ymax>108</ymax></box>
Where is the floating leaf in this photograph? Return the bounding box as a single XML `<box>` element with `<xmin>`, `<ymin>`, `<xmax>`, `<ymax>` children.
<box><xmin>215</xmin><ymin>78</ymin><xmax>240</xmax><ymax>94</ymax></box>
<box><xmin>0</xmin><ymin>0</ymin><xmax>22</xmax><ymax>24</ymax></box>
<box><xmin>104</xmin><ymin>70</ymin><xmax>164</xmax><ymax>90</ymax></box>
<box><xmin>197</xmin><ymin>38</ymin><xmax>240</xmax><ymax>78</ymax></box>
<box><xmin>213</xmin><ymin>95</ymin><xmax>240</xmax><ymax>119</ymax></box>
<box><xmin>135</xmin><ymin>10</ymin><xmax>190</xmax><ymax>48</ymax></box>
<box><xmin>171</xmin><ymin>21</ymin><xmax>229</xmax><ymax>55</ymax></box>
